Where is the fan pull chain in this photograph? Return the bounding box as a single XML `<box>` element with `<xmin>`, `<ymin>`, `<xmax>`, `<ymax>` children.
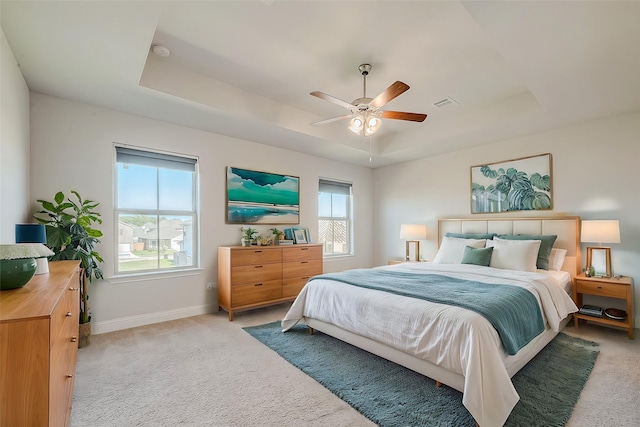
<box><xmin>369</xmin><ymin>136</ymin><xmax>373</xmax><ymax>163</ymax></box>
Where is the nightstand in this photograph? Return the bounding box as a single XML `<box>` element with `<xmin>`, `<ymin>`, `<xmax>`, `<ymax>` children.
<box><xmin>572</xmin><ymin>273</ymin><xmax>634</xmax><ymax>339</ymax></box>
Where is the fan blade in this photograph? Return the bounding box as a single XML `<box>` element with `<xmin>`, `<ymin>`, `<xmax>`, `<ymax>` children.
<box><xmin>370</xmin><ymin>81</ymin><xmax>410</xmax><ymax>108</ymax></box>
<box><xmin>381</xmin><ymin>111</ymin><xmax>427</xmax><ymax>122</ymax></box>
<box><xmin>311</xmin><ymin>115</ymin><xmax>353</xmax><ymax>126</ymax></box>
<box><xmin>310</xmin><ymin>91</ymin><xmax>354</xmax><ymax>110</ymax></box>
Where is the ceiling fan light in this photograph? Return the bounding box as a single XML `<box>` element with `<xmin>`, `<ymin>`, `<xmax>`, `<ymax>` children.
<box><xmin>364</xmin><ymin>115</ymin><xmax>382</xmax><ymax>136</ymax></box>
<box><xmin>348</xmin><ymin>116</ymin><xmax>364</xmax><ymax>134</ymax></box>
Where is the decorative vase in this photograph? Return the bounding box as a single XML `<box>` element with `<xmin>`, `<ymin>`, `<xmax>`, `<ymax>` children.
<box><xmin>241</xmin><ymin>238</ymin><xmax>251</xmax><ymax>247</ymax></box>
<box><xmin>78</xmin><ymin>321</ymin><xmax>91</xmax><ymax>348</ymax></box>
<box><xmin>0</xmin><ymin>258</ymin><xmax>37</xmax><ymax>290</ymax></box>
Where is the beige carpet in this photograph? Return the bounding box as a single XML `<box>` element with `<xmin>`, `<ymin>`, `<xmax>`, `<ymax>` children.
<box><xmin>71</xmin><ymin>304</ymin><xmax>640</xmax><ymax>426</ymax></box>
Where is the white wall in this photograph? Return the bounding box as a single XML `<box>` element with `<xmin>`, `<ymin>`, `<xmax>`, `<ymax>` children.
<box><xmin>0</xmin><ymin>26</ymin><xmax>31</xmax><ymax>242</ymax></box>
<box><xmin>29</xmin><ymin>93</ymin><xmax>374</xmax><ymax>333</ymax></box>
<box><xmin>374</xmin><ymin>111</ymin><xmax>640</xmax><ymax>326</ymax></box>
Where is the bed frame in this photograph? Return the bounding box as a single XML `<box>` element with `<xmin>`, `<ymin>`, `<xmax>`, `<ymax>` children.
<box><xmin>305</xmin><ymin>216</ymin><xmax>580</xmax><ymax>425</ymax></box>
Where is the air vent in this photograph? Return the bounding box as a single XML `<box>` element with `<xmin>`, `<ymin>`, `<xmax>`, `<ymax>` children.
<box><xmin>434</xmin><ymin>97</ymin><xmax>458</xmax><ymax>109</ymax></box>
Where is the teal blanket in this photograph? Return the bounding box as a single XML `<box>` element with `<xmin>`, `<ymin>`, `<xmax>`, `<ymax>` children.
<box><xmin>309</xmin><ymin>269</ymin><xmax>544</xmax><ymax>355</ymax></box>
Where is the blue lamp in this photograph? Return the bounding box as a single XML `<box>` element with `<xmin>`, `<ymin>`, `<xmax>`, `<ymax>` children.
<box><xmin>15</xmin><ymin>224</ymin><xmax>52</xmax><ymax>275</ymax></box>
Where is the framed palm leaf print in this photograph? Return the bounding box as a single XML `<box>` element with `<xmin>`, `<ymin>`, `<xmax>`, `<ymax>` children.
<box><xmin>470</xmin><ymin>153</ymin><xmax>552</xmax><ymax>214</ymax></box>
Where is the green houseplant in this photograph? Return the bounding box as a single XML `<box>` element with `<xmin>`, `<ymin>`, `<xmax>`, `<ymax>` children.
<box><xmin>34</xmin><ymin>190</ymin><xmax>104</xmax><ymax>346</ymax></box>
<box><xmin>241</xmin><ymin>226</ymin><xmax>258</xmax><ymax>247</ymax></box>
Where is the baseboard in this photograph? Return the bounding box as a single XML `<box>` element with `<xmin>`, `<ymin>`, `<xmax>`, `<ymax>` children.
<box><xmin>92</xmin><ymin>304</ymin><xmax>217</xmax><ymax>335</ymax></box>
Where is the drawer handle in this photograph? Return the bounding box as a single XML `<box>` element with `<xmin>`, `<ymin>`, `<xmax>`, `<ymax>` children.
<box><xmin>66</xmin><ymin>312</ymin><xmax>73</xmax><ymax>317</ymax></box>
<box><xmin>254</xmin><ymin>265</ymin><xmax>263</xmax><ymax>268</ymax></box>
<box><xmin>66</xmin><ymin>374</ymin><xmax>73</xmax><ymax>378</ymax></box>
<box><xmin>254</xmin><ymin>250</ymin><xmax>263</xmax><ymax>253</ymax></box>
<box><xmin>254</xmin><ymin>283</ymin><xmax>263</xmax><ymax>287</ymax></box>
<box><xmin>301</xmin><ymin>261</ymin><xmax>308</xmax><ymax>264</ymax></box>
<box><xmin>71</xmin><ymin>336</ymin><xmax>77</xmax><ymax>343</ymax></box>
<box><xmin>301</xmin><ymin>277</ymin><xmax>310</xmax><ymax>280</ymax></box>
<box><xmin>597</xmin><ymin>286</ymin><xmax>602</xmax><ymax>289</ymax></box>
<box><xmin>69</xmin><ymin>287</ymin><xmax>79</xmax><ymax>291</ymax></box>
<box><xmin>301</xmin><ymin>248</ymin><xmax>309</xmax><ymax>251</ymax></box>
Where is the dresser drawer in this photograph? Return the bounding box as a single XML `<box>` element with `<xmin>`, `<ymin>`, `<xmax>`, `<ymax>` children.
<box><xmin>231</xmin><ymin>263</ymin><xmax>282</xmax><ymax>285</ymax></box>
<box><xmin>575</xmin><ymin>279</ymin><xmax>627</xmax><ymax>299</ymax></box>
<box><xmin>282</xmin><ymin>245</ymin><xmax>322</xmax><ymax>262</ymax></box>
<box><xmin>230</xmin><ymin>248</ymin><xmax>282</xmax><ymax>266</ymax></box>
<box><xmin>50</xmin><ymin>287</ymin><xmax>78</xmax><ymax>350</ymax></box>
<box><xmin>283</xmin><ymin>277</ymin><xmax>311</xmax><ymax>298</ymax></box>
<box><xmin>283</xmin><ymin>259</ymin><xmax>322</xmax><ymax>279</ymax></box>
<box><xmin>232</xmin><ymin>280</ymin><xmax>282</xmax><ymax>306</ymax></box>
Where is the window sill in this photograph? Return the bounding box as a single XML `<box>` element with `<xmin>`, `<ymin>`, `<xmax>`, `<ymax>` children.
<box><xmin>109</xmin><ymin>267</ymin><xmax>203</xmax><ymax>284</ymax></box>
<box><xmin>323</xmin><ymin>254</ymin><xmax>355</xmax><ymax>262</ymax></box>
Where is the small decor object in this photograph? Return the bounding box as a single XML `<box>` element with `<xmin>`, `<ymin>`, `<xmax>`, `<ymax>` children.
<box><xmin>604</xmin><ymin>308</ymin><xmax>627</xmax><ymax>321</ymax></box>
<box><xmin>471</xmin><ymin>153</ymin><xmax>552</xmax><ymax>213</ymax></box>
<box><xmin>226</xmin><ymin>167</ymin><xmax>300</xmax><ymax>224</ymax></box>
<box><xmin>241</xmin><ymin>227</ymin><xmax>258</xmax><ymax>246</ymax></box>
<box><xmin>0</xmin><ymin>244</ymin><xmax>40</xmax><ymax>290</ymax></box>
<box><xmin>293</xmin><ymin>229</ymin><xmax>307</xmax><ymax>244</ymax></box>
<box><xmin>256</xmin><ymin>235</ymin><xmax>273</xmax><ymax>246</ymax></box>
<box><xmin>270</xmin><ymin>227</ymin><xmax>284</xmax><ymax>245</ymax></box>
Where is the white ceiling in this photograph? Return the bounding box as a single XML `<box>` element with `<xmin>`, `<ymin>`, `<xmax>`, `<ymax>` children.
<box><xmin>2</xmin><ymin>1</ymin><xmax>639</xmax><ymax>168</ymax></box>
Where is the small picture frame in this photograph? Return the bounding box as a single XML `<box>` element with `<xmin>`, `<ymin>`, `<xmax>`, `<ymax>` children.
<box><xmin>293</xmin><ymin>229</ymin><xmax>308</xmax><ymax>244</ymax></box>
<box><xmin>303</xmin><ymin>227</ymin><xmax>311</xmax><ymax>243</ymax></box>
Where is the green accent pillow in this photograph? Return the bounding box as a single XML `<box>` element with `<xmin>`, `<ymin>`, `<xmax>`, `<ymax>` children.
<box><xmin>497</xmin><ymin>234</ymin><xmax>557</xmax><ymax>270</ymax></box>
<box><xmin>445</xmin><ymin>232</ymin><xmax>496</xmax><ymax>240</ymax></box>
<box><xmin>461</xmin><ymin>246</ymin><xmax>494</xmax><ymax>267</ymax></box>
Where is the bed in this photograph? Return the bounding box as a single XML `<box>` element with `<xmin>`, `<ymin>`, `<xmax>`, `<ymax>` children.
<box><xmin>282</xmin><ymin>216</ymin><xmax>581</xmax><ymax>427</ymax></box>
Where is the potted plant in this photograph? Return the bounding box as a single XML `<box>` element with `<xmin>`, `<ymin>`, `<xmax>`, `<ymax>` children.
<box><xmin>241</xmin><ymin>227</ymin><xmax>258</xmax><ymax>247</ymax></box>
<box><xmin>34</xmin><ymin>190</ymin><xmax>104</xmax><ymax>347</ymax></box>
<box><xmin>270</xmin><ymin>227</ymin><xmax>284</xmax><ymax>244</ymax></box>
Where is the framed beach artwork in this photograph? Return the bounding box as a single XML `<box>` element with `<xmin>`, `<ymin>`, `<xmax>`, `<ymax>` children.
<box><xmin>226</xmin><ymin>167</ymin><xmax>300</xmax><ymax>224</ymax></box>
<box><xmin>470</xmin><ymin>153</ymin><xmax>552</xmax><ymax>214</ymax></box>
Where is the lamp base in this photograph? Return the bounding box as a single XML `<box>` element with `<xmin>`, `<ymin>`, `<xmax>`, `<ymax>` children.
<box><xmin>35</xmin><ymin>257</ymin><xmax>49</xmax><ymax>275</ymax></box>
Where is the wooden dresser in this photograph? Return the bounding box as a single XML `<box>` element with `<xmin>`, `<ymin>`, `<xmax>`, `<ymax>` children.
<box><xmin>218</xmin><ymin>244</ymin><xmax>323</xmax><ymax>320</ymax></box>
<box><xmin>0</xmin><ymin>260</ymin><xmax>81</xmax><ymax>427</ymax></box>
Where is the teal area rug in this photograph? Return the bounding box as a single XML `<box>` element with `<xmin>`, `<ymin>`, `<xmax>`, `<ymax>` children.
<box><xmin>244</xmin><ymin>322</ymin><xmax>599</xmax><ymax>427</ymax></box>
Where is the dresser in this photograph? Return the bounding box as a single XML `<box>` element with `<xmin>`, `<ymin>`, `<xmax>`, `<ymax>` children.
<box><xmin>0</xmin><ymin>260</ymin><xmax>81</xmax><ymax>427</ymax></box>
<box><xmin>218</xmin><ymin>244</ymin><xmax>323</xmax><ymax>320</ymax></box>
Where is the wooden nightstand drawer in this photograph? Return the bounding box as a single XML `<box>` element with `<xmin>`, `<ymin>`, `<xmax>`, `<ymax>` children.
<box><xmin>575</xmin><ymin>279</ymin><xmax>626</xmax><ymax>299</ymax></box>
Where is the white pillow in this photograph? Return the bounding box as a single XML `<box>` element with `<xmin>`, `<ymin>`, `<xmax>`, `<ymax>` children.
<box><xmin>548</xmin><ymin>248</ymin><xmax>567</xmax><ymax>271</ymax></box>
<box><xmin>489</xmin><ymin>237</ymin><xmax>541</xmax><ymax>272</ymax></box>
<box><xmin>433</xmin><ymin>237</ymin><xmax>486</xmax><ymax>264</ymax></box>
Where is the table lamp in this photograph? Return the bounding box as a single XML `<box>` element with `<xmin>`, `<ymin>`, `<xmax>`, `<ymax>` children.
<box><xmin>400</xmin><ymin>224</ymin><xmax>428</xmax><ymax>261</ymax></box>
<box><xmin>580</xmin><ymin>220</ymin><xmax>620</xmax><ymax>277</ymax></box>
<box><xmin>15</xmin><ymin>224</ymin><xmax>53</xmax><ymax>274</ymax></box>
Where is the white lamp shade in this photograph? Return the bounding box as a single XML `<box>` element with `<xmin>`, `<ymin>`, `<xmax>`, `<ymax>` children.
<box><xmin>400</xmin><ymin>224</ymin><xmax>428</xmax><ymax>240</ymax></box>
<box><xmin>581</xmin><ymin>220</ymin><xmax>621</xmax><ymax>244</ymax></box>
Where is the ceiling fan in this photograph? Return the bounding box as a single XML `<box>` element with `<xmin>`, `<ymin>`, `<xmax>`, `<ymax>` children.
<box><xmin>310</xmin><ymin>64</ymin><xmax>427</xmax><ymax>137</ymax></box>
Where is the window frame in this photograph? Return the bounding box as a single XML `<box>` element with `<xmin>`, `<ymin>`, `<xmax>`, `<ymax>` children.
<box><xmin>318</xmin><ymin>178</ymin><xmax>354</xmax><ymax>258</ymax></box>
<box><xmin>114</xmin><ymin>145</ymin><xmax>200</xmax><ymax>276</ymax></box>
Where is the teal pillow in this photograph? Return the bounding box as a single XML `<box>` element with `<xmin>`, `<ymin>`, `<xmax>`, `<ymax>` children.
<box><xmin>445</xmin><ymin>232</ymin><xmax>496</xmax><ymax>240</ymax></box>
<box><xmin>497</xmin><ymin>234</ymin><xmax>557</xmax><ymax>270</ymax></box>
<box><xmin>461</xmin><ymin>246</ymin><xmax>494</xmax><ymax>266</ymax></box>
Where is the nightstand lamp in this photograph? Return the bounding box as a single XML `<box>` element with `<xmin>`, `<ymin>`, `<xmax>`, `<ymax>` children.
<box><xmin>581</xmin><ymin>220</ymin><xmax>620</xmax><ymax>278</ymax></box>
<box><xmin>400</xmin><ymin>224</ymin><xmax>428</xmax><ymax>261</ymax></box>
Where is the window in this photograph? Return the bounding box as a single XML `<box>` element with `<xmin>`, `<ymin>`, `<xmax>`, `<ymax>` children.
<box><xmin>115</xmin><ymin>146</ymin><xmax>198</xmax><ymax>274</ymax></box>
<box><xmin>318</xmin><ymin>179</ymin><xmax>353</xmax><ymax>256</ymax></box>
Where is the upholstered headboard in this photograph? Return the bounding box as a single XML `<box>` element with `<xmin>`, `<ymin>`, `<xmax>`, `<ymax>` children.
<box><xmin>438</xmin><ymin>216</ymin><xmax>581</xmax><ymax>277</ymax></box>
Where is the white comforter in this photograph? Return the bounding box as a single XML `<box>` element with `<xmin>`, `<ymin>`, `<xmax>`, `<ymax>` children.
<box><xmin>282</xmin><ymin>263</ymin><xmax>578</xmax><ymax>427</ymax></box>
